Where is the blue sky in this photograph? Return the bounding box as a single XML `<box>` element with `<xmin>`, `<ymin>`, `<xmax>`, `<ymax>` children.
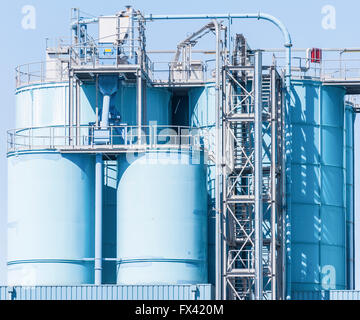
<box><xmin>1</xmin><ymin>0</ymin><xmax>360</xmax><ymax>286</ymax></box>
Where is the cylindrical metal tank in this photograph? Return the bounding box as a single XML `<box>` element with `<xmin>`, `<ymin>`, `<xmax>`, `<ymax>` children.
<box><xmin>345</xmin><ymin>103</ymin><xmax>355</xmax><ymax>289</ymax></box>
<box><xmin>116</xmin><ymin>150</ymin><xmax>208</xmax><ymax>284</ymax></box>
<box><xmin>289</xmin><ymin>80</ymin><xmax>346</xmax><ymax>291</ymax></box>
<box><xmin>8</xmin><ymin>82</ymin><xmax>97</xmax><ymax>285</ymax></box>
<box><xmin>7</xmin><ymin>152</ymin><xmax>95</xmax><ymax>285</ymax></box>
<box><xmin>101</xmin><ymin>85</ymin><xmax>172</xmax><ymax>283</ymax></box>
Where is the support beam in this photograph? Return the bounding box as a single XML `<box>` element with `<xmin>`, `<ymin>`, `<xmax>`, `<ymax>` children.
<box><xmin>254</xmin><ymin>50</ymin><xmax>263</xmax><ymax>300</ymax></box>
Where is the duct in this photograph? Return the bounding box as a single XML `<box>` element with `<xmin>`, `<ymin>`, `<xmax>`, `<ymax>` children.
<box><xmin>98</xmin><ymin>75</ymin><xmax>118</xmax><ymax>128</ymax></box>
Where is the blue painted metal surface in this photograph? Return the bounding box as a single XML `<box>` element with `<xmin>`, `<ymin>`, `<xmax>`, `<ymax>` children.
<box><xmin>7</xmin><ymin>152</ymin><xmax>95</xmax><ymax>285</ymax></box>
<box><xmin>292</xmin><ymin>290</ymin><xmax>360</xmax><ymax>300</ymax></box>
<box><xmin>14</xmin><ymin>82</ymin><xmax>171</xmax><ymax>128</ymax></box>
<box><xmin>102</xmin><ymin>160</ymin><xmax>118</xmax><ymax>284</ymax></box>
<box><xmin>189</xmin><ymin>85</ymin><xmax>216</xmax><ymax>285</ymax></box>
<box><xmin>10</xmin><ymin>82</ymin><xmax>173</xmax><ymax>286</ymax></box>
<box><xmin>345</xmin><ymin>103</ymin><xmax>355</xmax><ymax>289</ymax></box>
<box><xmin>9</xmin><ymin>83</ymin><xmax>97</xmax><ymax>285</ymax></box>
<box><xmin>0</xmin><ymin>284</ymin><xmax>213</xmax><ymax>300</ymax></box>
<box><xmin>289</xmin><ymin>80</ymin><xmax>346</xmax><ymax>292</ymax></box>
<box><xmin>116</xmin><ymin>151</ymin><xmax>208</xmax><ymax>285</ymax></box>
<box><xmin>15</xmin><ymin>82</ymin><xmax>96</xmax><ymax>128</ymax></box>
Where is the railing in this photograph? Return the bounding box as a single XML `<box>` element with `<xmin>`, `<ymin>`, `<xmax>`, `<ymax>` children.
<box><xmin>7</xmin><ymin>125</ymin><xmax>212</xmax><ymax>154</ymax></box>
<box><xmin>69</xmin><ymin>41</ymin><xmax>153</xmax><ymax>76</ymax></box>
<box><xmin>15</xmin><ymin>61</ymin><xmax>69</xmax><ymax>88</ymax></box>
<box><xmin>269</xmin><ymin>49</ymin><xmax>360</xmax><ymax>82</ymax></box>
<box><xmin>150</xmin><ymin>59</ymin><xmax>215</xmax><ymax>84</ymax></box>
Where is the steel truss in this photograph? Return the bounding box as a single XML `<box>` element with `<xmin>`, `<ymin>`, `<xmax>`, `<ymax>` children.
<box><xmin>220</xmin><ymin>52</ymin><xmax>285</xmax><ymax>300</ymax></box>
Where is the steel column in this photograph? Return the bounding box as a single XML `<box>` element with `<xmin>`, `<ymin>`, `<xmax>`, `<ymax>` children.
<box><xmin>254</xmin><ymin>50</ymin><xmax>263</xmax><ymax>300</ymax></box>
<box><xmin>270</xmin><ymin>66</ymin><xmax>277</xmax><ymax>299</ymax></box>
<box><xmin>212</xmin><ymin>19</ymin><xmax>222</xmax><ymax>301</ymax></box>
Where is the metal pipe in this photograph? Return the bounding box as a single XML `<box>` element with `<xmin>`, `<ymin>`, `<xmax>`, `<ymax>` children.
<box><xmin>95</xmin><ymin>153</ymin><xmax>103</xmax><ymax>285</ymax></box>
<box><xmin>76</xmin><ymin>80</ymin><xmax>80</xmax><ymax>145</ymax></box>
<box><xmin>270</xmin><ymin>66</ymin><xmax>277</xmax><ymax>299</ymax></box>
<box><xmin>144</xmin><ymin>12</ymin><xmax>292</xmax><ymax>89</ymax></box>
<box><xmin>212</xmin><ymin>19</ymin><xmax>222</xmax><ymax>301</ymax></box>
<box><xmin>70</xmin><ymin>12</ymin><xmax>293</xmax><ymax>87</ymax></box>
<box><xmin>68</xmin><ymin>75</ymin><xmax>74</xmax><ymax>145</ymax></box>
<box><xmin>100</xmin><ymin>95</ymin><xmax>111</xmax><ymax>128</ymax></box>
<box><xmin>254</xmin><ymin>50</ymin><xmax>263</xmax><ymax>300</ymax></box>
<box><xmin>221</xmin><ymin>66</ymin><xmax>228</xmax><ymax>300</ymax></box>
<box><xmin>137</xmin><ymin>70</ymin><xmax>142</xmax><ymax>144</ymax></box>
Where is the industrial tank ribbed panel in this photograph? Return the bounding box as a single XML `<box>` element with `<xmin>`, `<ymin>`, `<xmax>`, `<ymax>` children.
<box><xmin>289</xmin><ymin>80</ymin><xmax>346</xmax><ymax>291</ymax></box>
<box><xmin>116</xmin><ymin>151</ymin><xmax>208</xmax><ymax>284</ymax></box>
<box><xmin>345</xmin><ymin>103</ymin><xmax>355</xmax><ymax>289</ymax></box>
<box><xmin>7</xmin><ymin>152</ymin><xmax>95</xmax><ymax>285</ymax></box>
<box><xmin>189</xmin><ymin>85</ymin><xmax>216</xmax><ymax>285</ymax></box>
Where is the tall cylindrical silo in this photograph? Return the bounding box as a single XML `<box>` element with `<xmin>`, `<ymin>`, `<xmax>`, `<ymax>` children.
<box><xmin>289</xmin><ymin>80</ymin><xmax>346</xmax><ymax>292</ymax></box>
<box><xmin>100</xmin><ymin>84</ymin><xmax>172</xmax><ymax>283</ymax></box>
<box><xmin>116</xmin><ymin>151</ymin><xmax>208</xmax><ymax>284</ymax></box>
<box><xmin>7</xmin><ymin>82</ymin><xmax>96</xmax><ymax>285</ymax></box>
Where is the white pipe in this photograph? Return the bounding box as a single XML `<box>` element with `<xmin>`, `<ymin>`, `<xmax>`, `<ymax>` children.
<box><xmin>212</xmin><ymin>19</ymin><xmax>222</xmax><ymax>301</ymax></box>
<box><xmin>95</xmin><ymin>153</ymin><xmax>103</xmax><ymax>285</ymax></box>
<box><xmin>100</xmin><ymin>95</ymin><xmax>110</xmax><ymax>128</ymax></box>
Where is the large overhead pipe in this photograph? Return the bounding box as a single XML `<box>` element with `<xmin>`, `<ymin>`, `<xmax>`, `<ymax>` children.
<box><xmin>70</xmin><ymin>12</ymin><xmax>293</xmax><ymax>89</ymax></box>
<box><xmin>144</xmin><ymin>13</ymin><xmax>292</xmax><ymax>90</ymax></box>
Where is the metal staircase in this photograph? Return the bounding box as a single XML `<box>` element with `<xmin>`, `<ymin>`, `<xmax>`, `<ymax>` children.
<box><xmin>221</xmin><ymin>51</ymin><xmax>285</xmax><ymax>299</ymax></box>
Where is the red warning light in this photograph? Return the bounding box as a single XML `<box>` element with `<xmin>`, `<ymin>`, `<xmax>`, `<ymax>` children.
<box><xmin>311</xmin><ymin>48</ymin><xmax>322</xmax><ymax>63</ymax></box>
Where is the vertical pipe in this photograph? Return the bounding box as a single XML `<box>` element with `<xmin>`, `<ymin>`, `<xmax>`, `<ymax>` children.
<box><xmin>95</xmin><ymin>75</ymin><xmax>99</xmax><ymax>127</ymax></box>
<box><xmin>254</xmin><ymin>50</ymin><xmax>263</xmax><ymax>300</ymax></box>
<box><xmin>101</xmin><ymin>95</ymin><xmax>111</xmax><ymax>128</ymax></box>
<box><xmin>95</xmin><ymin>153</ymin><xmax>103</xmax><ymax>285</ymax></box>
<box><xmin>76</xmin><ymin>80</ymin><xmax>80</xmax><ymax>145</ymax></box>
<box><xmin>212</xmin><ymin>19</ymin><xmax>222</xmax><ymax>300</ymax></box>
<box><xmin>137</xmin><ymin>70</ymin><xmax>142</xmax><ymax>145</ymax></box>
<box><xmin>221</xmin><ymin>67</ymin><xmax>228</xmax><ymax>300</ymax></box>
<box><xmin>68</xmin><ymin>75</ymin><xmax>74</xmax><ymax>145</ymax></box>
<box><xmin>270</xmin><ymin>66</ymin><xmax>277</xmax><ymax>299</ymax></box>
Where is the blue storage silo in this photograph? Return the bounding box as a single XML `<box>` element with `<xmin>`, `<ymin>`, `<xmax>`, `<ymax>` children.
<box><xmin>116</xmin><ymin>150</ymin><xmax>208</xmax><ymax>284</ymax></box>
<box><xmin>100</xmin><ymin>85</ymin><xmax>172</xmax><ymax>283</ymax></box>
<box><xmin>344</xmin><ymin>103</ymin><xmax>355</xmax><ymax>289</ymax></box>
<box><xmin>289</xmin><ymin>80</ymin><xmax>346</xmax><ymax>292</ymax></box>
<box><xmin>8</xmin><ymin>81</ymin><xmax>97</xmax><ymax>285</ymax></box>
<box><xmin>7</xmin><ymin>152</ymin><xmax>95</xmax><ymax>285</ymax></box>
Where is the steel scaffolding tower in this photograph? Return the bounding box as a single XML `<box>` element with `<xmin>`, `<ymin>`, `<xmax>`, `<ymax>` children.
<box><xmin>220</xmin><ymin>50</ymin><xmax>285</xmax><ymax>300</ymax></box>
